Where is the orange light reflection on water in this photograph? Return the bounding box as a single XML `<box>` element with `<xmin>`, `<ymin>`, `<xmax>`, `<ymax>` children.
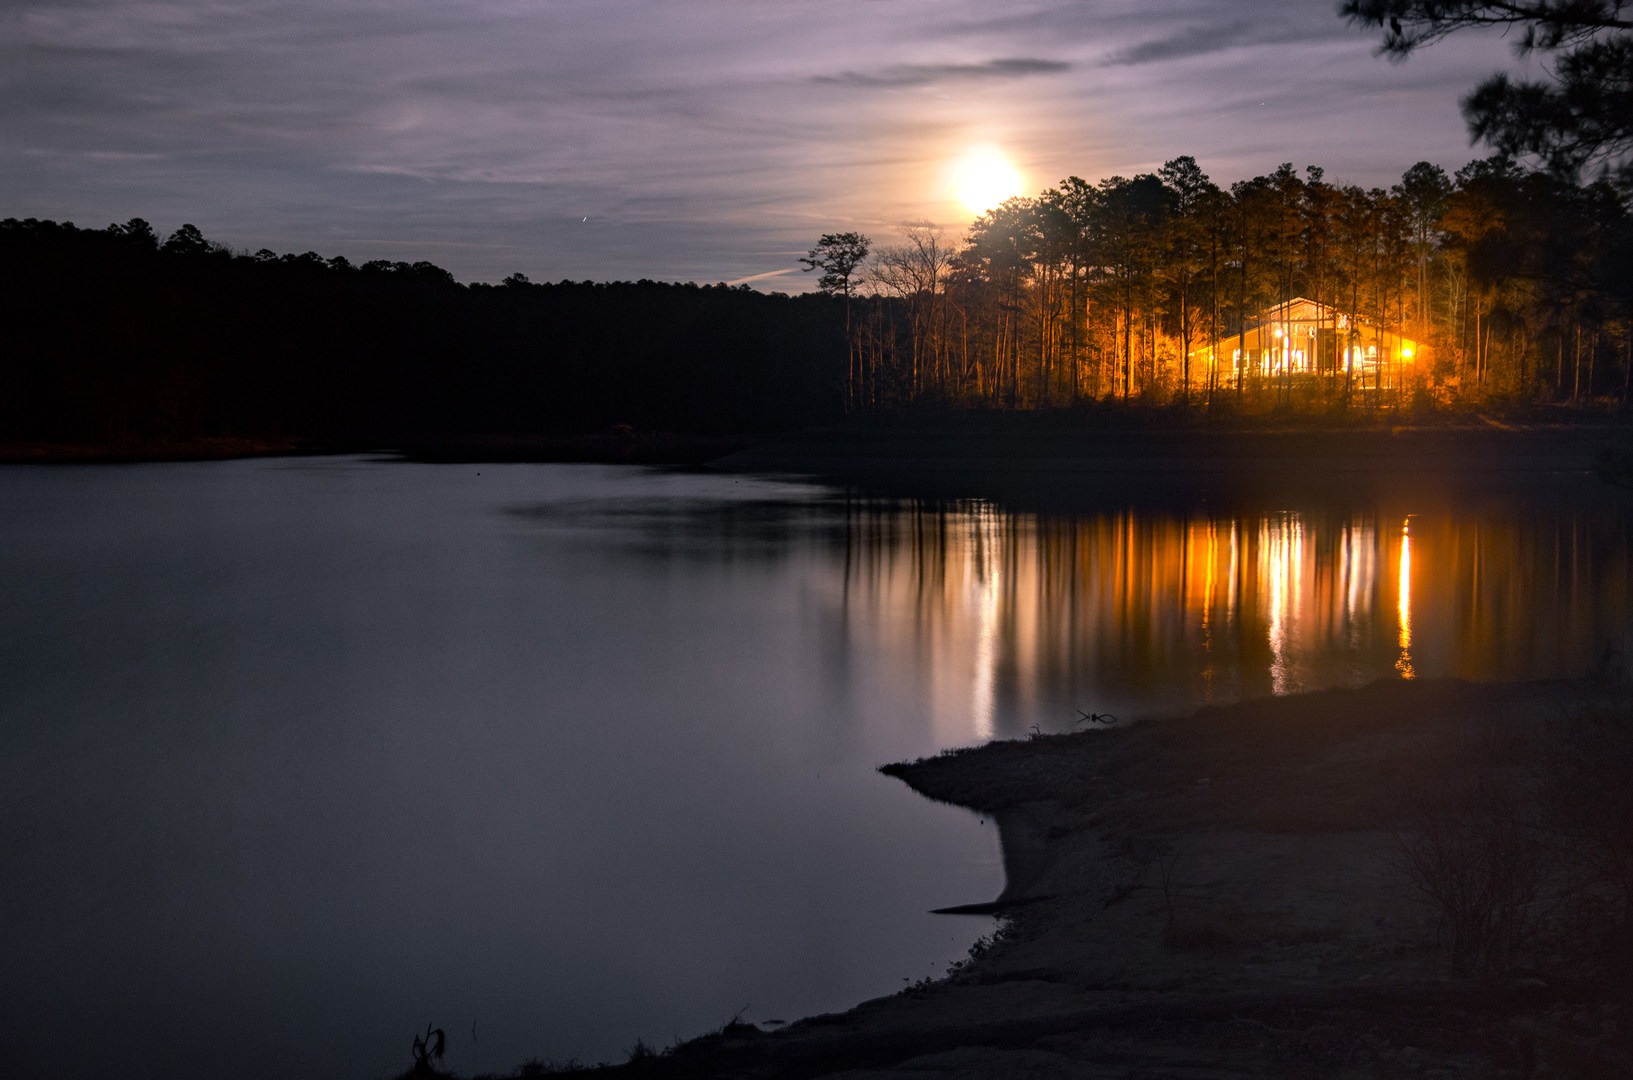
<box><xmin>1397</xmin><ymin>518</ymin><xmax>1416</xmax><ymax>679</ymax></box>
<box><xmin>833</xmin><ymin>501</ymin><xmax>1633</xmax><ymax>741</ymax></box>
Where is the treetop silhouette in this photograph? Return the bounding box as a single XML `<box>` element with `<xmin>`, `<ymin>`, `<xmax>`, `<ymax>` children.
<box><xmin>1343</xmin><ymin>0</ymin><xmax>1633</xmax><ymax>185</ymax></box>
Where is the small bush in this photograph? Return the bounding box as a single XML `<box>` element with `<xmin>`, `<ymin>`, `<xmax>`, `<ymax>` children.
<box><xmin>1394</xmin><ymin>771</ymin><xmax>1544</xmax><ymax>979</ymax></box>
<box><xmin>1538</xmin><ymin>704</ymin><xmax>1633</xmax><ymax>962</ymax></box>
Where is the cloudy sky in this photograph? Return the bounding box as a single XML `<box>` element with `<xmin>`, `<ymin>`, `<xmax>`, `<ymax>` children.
<box><xmin>3</xmin><ymin>0</ymin><xmax>1536</xmax><ymax>286</ymax></box>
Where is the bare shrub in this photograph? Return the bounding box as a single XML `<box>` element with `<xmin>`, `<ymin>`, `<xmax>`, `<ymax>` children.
<box><xmin>1394</xmin><ymin>771</ymin><xmax>1544</xmax><ymax>979</ymax></box>
<box><xmin>1538</xmin><ymin>703</ymin><xmax>1633</xmax><ymax>967</ymax></box>
<box><xmin>410</xmin><ymin>1023</ymin><xmax>447</xmax><ymax>1077</ymax></box>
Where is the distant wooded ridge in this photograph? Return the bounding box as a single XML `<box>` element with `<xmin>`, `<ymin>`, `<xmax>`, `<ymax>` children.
<box><xmin>0</xmin><ymin>217</ymin><xmax>847</xmax><ymax>447</ymax></box>
<box><xmin>3</xmin><ymin>156</ymin><xmax>1630</xmax><ymax>452</ymax></box>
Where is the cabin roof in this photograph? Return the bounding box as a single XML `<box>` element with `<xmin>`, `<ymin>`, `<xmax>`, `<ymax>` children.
<box><xmin>1250</xmin><ymin>297</ymin><xmax>1345</xmax><ymax>329</ymax></box>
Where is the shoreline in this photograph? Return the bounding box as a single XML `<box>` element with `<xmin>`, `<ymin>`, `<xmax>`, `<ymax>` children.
<box><xmin>4</xmin><ymin>410</ymin><xmax>1627</xmax><ymax>488</ymax></box>
<box><xmin>490</xmin><ymin>677</ymin><xmax>1632</xmax><ymax>1079</ymax></box>
<box><xmin>708</xmin><ymin>413</ymin><xmax>1629</xmax><ymax>510</ymax></box>
<box><xmin>0</xmin><ymin>432</ymin><xmax>753</xmax><ymax>465</ymax></box>
<box><xmin>0</xmin><ymin>436</ymin><xmax>341</xmax><ymax>464</ymax></box>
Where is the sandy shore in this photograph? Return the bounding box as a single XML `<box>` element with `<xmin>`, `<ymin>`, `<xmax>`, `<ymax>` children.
<box><xmin>499</xmin><ymin>677</ymin><xmax>1632</xmax><ymax>1079</ymax></box>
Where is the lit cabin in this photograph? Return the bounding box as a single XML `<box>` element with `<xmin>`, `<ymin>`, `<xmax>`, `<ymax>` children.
<box><xmin>1188</xmin><ymin>297</ymin><xmax>1421</xmax><ymax>390</ymax></box>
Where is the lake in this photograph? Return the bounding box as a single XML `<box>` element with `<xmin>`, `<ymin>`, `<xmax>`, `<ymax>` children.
<box><xmin>2</xmin><ymin>458</ymin><xmax>1628</xmax><ymax>1078</ymax></box>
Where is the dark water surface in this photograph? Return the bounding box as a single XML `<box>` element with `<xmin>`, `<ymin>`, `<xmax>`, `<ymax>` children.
<box><xmin>2</xmin><ymin>458</ymin><xmax>1629</xmax><ymax>1078</ymax></box>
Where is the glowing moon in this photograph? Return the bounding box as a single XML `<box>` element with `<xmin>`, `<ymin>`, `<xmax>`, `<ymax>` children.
<box><xmin>950</xmin><ymin>147</ymin><xmax>1024</xmax><ymax>216</ymax></box>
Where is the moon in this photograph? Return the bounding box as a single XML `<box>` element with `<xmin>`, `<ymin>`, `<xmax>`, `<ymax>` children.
<box><xmin>950</xmin><ymin>147</ymin><xmax>1025</xmax><ymax>217</ymax></box>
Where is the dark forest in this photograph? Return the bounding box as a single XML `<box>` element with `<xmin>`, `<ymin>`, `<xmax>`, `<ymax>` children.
<box><xmin>0</xmin><ymin>218</ymin><xmax>848</xmax><ymax>447</ymax></box>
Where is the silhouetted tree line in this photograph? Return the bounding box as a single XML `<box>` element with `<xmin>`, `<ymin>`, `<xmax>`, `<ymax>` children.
<box><xmin>823</xmin><ymin>156</ymin><xmax>1633</xmax><ymax>412</ymax></box>
<box><xmin>0</xmin><ymin>217</ymin><xmax>849</xmax><ymax>446</ymax></box>
<box><xmin>9</xmin><ymin>149</ymin><xmax>1632</xmax><ymax>454</ymax></box>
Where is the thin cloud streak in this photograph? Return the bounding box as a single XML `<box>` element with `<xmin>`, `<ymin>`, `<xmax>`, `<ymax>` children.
<box><xmin>725</xmin><ymin>267</ymin><xmax>801</xmax><ymax>286</ymax></box>
<box><xmin>813</xmin><ymin>57</ymin><xmax>1072</xmax><ymax>87</ymax></box>
<box><xmin>1106</xmin><ymin>22</ymin><xmax>1254</xmax><ymax>65</ymax></box>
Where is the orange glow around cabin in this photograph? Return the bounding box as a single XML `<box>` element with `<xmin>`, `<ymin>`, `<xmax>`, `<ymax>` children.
<box><xmin>1190</xmin><ymin>297</ymin><xmax>1425</xmax><ymax>395</ymax></box>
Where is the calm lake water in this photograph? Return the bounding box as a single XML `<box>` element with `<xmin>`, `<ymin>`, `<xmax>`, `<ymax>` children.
<box><xmin>3</xmin><ymin>458</ymin><xmax>1630</xmax><ymax>1079</ymax></box>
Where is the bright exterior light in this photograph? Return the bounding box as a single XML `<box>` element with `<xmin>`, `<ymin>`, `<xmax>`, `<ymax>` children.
<box><xmin>1402</xmin><ymin>347</ymin><xmax>1415</xmax><ymax>360</ymax></box>
<box><xmin>951</xmin><ymin>147</ymin><xmax>1024</xmax><ymax>216</ymax></box>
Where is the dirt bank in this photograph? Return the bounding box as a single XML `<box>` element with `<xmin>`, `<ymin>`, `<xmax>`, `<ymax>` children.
<box><xmin>491</xmin><ymin>677</ymin><xmax>1632</xmax><ymax>1079</ymax></box>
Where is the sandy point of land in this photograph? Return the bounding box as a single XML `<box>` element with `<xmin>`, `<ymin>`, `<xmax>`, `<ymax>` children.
<box><xmin>520</xmin><ymin>676</ymin><xmax>1633</xmax><ymax>1080</ymax></box>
